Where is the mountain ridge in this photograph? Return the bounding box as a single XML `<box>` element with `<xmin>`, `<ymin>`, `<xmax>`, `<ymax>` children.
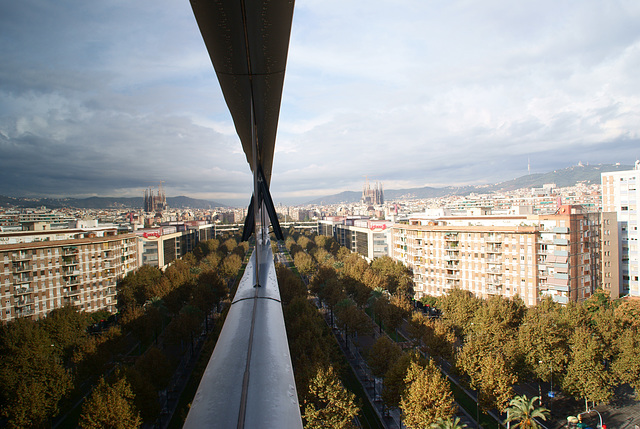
<box><xmin>0</xmin><ymin>195</ymin><xmax>226</xmax><ymax>210</ymax></box>
<box><xmin>306</xmin><ymin>163</ymin><xmax>633</xmax><ymax>205</ymax></box>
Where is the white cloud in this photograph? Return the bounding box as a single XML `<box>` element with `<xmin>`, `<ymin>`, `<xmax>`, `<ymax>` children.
<box><xmin>1</xmin><ymin>0</ymin><xmax>640</xmax><ymax>201</ymax></box>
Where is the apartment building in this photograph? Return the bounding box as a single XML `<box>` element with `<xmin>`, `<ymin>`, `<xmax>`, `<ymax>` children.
<box><xmin>135</xmin><ymin>222</ymin><xmax>215</xmax><ymax>269</ymax></box>
<box><xmin>601</xmin><ymin>161</ymin><xmax>640</xmax><ymax>298</ymax></box>
<box><xmin>391</xmin><ymin>205</ymin><xmax>600</xmax><ymax>306</ymax></box>
<box><xmin>0</xmin><ymin>227</ymin><xmax>138</xmax><ymax>322</ymax></box>
<box><xmin>318</xmin><ymin>217</ymin><xmax>391</xmax><ymax>261</ymax></box>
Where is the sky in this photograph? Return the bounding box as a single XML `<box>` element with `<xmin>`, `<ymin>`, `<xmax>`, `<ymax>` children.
<box><xmin>1</xmin><ymin>0</ymin><xmax>639</xmax><ymax>206</ymax></box>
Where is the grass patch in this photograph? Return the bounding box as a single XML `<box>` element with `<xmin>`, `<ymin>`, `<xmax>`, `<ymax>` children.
<box><xmin>340</xmin><ymin>358</ymin><xmax>385</xmax><ymax>429</ymax></box>
<box><xmin>448</xmin><ymin>381</ymin><xmax>500</xmax><ymax>429</ymax></box>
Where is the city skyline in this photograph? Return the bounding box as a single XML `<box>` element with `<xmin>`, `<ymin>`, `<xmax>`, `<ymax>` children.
<box><xmin>1</xmin><ymin>1</ymin><xmax>639</xmax><ymax>204</ymax></box>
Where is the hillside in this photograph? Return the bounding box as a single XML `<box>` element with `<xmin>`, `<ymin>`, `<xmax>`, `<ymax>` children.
<box><xmin>306</xmin><ymin>163</ymin><xmax>633</xmax><ymax>205</ymax></box>
<box><xmin>0</xmin><ymin>195</ymin><xmax>225</xmax><ymax>209</ymax></box>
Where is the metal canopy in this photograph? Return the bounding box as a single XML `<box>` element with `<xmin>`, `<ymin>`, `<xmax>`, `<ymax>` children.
<box><xmin>190</xmin><ymin>0</ymin><xmax>294</xmax><ymax>185</ymax></box>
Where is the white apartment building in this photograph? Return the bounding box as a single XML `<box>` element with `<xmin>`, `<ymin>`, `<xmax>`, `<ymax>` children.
<box><xmin>602</xmin><ymin>161</ymin><xmax>640</xmax><ymax>298</ymax></box>
<box><xmin>318</xmin><ymin>217</ymin><xmax>391</xmax><ymax>262</ymax></box>
<box><xmin>0</xmin><ymin>226</ymin><xmax>138</xmax><ymax>322</ymax></box>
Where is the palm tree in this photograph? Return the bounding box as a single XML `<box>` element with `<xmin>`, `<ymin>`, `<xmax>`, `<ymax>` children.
<box><xmin>431</xmin><ymin>416</ymin><xmax>469</xmax><ymax>429</ymax></box>
<box><xmin>504</xmin><ymin>395</ymin><xmax>550</xmax><ymax>429</ymax></box>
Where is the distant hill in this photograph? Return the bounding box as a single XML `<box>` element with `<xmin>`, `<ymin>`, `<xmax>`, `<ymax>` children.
<box><xmin>306</xmin><ymin>163</ymin><xmax>633</xmax><ymax>205</ymax></box>
<box><xmin>488</xmin><ymin>163</ymin><xmax>633</xmax><ymax>191</ymax></box>
<box><xmin>0</xmin><ymin>195</ymin><xmax>225</xmax><ymax>209</ymax></box>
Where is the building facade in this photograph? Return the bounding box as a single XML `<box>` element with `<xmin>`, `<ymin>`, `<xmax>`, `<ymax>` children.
<box><xmin>318</xmin><ymin>217</ymin><xmax>391</xmax><ymax>261</ymax></box>
<box><xmin>601</xmin><ymin>161</ymin><xmax>640</xmax><ymax>298</ymax></box>
<box><xmin>0</xmin><ymin>228</ymin><xmax>138</xmax><ymax>322</ymax></box>
<box><xmin>391</xmin><ymin>205</ymin><xmax>600</xmax><ymax>306</ymax></box>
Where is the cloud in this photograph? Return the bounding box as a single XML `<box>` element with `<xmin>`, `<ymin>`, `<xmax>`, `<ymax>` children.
<box><xmin>1</xmin><ymin>0</ymin><xmax>640</xmax><ymax>204</ymax></box>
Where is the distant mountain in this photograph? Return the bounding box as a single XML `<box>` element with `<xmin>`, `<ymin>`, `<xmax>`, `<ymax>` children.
<box><xmin>306</xmin><ymin>163</ymin><xmax>634</xmax><ymax>205</ymax></box>
<box><xmin>308</xmin><ymin>191</ymin><xmax>362</xmax><ymax>205</ymax></box>
<box><xmin>488</xmin><ymin>163</ymin><xmax>633</xmax><ymax>191</ymax></box>
<box><xmin>0</xmin><ymin>195</ymin><xmax>225</xmax><ymax>209</ymax></box>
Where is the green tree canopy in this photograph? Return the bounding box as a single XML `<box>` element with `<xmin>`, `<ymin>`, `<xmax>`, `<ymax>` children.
<box><xmin>367</xmin><ymin>336</ymin><xmax>402</xmax><ymax>378</ymax></box>
<box><xmin>295</xmin><ymin>251</ymin><xmax>317</xmax><ymax>278</ymax></box>
<box><xmin>303</xmin><ymin>365</ymin><xmax>359</xmax><ymax>429</ymax></box>
<box><xmin>79</xmin><ymin>376</ymin><xmax>142</xmax><ymax>429</ymax></box>
<box><xmin>0</xmin><ymin>317</ymin><xmax>73</xmax><ymax>427</ymax></box>
<box><xmin>401</xmin><ymin>359</ymin><xmax>457</xmax><ymax>429</ymax></box>
<box><xmin>562</xmin><ymin>325</ymin><xmax>613</xmax><ymax>405</ymax></box>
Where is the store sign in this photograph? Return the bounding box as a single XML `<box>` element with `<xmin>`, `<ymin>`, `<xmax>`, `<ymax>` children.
<box><xmin>369</xmin><ymin>223</ymin><xmax>387</xmax><ymax>231</ymax></box>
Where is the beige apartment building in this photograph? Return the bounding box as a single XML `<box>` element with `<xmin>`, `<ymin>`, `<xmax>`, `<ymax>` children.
<box><xmin>392</xmin><ymin>205</ymin><xmax>600</xmax><ymax>306</ymax></box>
<box><xmin>0</xmin><ymin>228</ymin><xmax>138</xmax><ymax>322</ymax></box>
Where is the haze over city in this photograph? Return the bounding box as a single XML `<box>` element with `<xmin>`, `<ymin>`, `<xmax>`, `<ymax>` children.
<box><xmin>1</xmin><ymin>0</ymin><xmax>639</xmax><ymax>205</ymax></box>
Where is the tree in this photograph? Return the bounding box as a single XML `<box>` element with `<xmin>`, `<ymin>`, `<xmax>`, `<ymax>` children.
<box><xmin>503</xmin><ymin>395</ymin><xmax>549</xmax><ymax>429</ymax></box>
<box><xmin>220</xmin><ymin>253</ymin><xmax>243</xmax><ymax>283</ymax></box>
<box><xmin>518</xmin><ymin>297</ymin><xmax>570</xmax><ymax>389</ymax></box>
<box><xmin>367</xmin><ymin>336</ymin><xmax>402</xmax><ymax>379</ymax></box>
<box><xmin>422</xmin><ymin>318</ymin><xmax>456</xmax><ymax>361</ymax></box>
<box><xmin>612</xmin><ymin>327</ymin><xmax>640</xmax><ymax>392</ymax></box>
<box><xmin>401</xmin><ymin>359</ymin><xmax>457</xmax><ymax>428</ymax></box>
<box><xmin>562</xmin><ymin>326</ymin><xmax>613</xmax><ymax>405</ymax></box>
<box><xmin>431</xmin><ymin>416</ymin><xmax>468</xmax><ymax>429</ymax></box>
<box><xmin>382</xmin><ymin>351</ymin><xmax>420</xmax><ymax>409</ymax></box>
<box><xmin>438</xmin><ymin>288</ymin><xmax>481</xmax><ymax>338</ymax></box>
<box><xmin>457</xmin><ymin>337</ymin><xmax>517</xmax><ymax>411</ymax></box>
<box><xmin>298</xmin><ymin>235</ymin><xmax>315</xmax><ymax>252</ymax></box>
<box><xmin>335</xmin><ymin>299</ymin><xmax>373</xmax><ymax>341</ymax></box>
<box><xmin>193</xmin><ymin>238</ymin><xmax>220</xmax><ymax>261</ymax></box>
<box><xmin>295</xmin><ymin>251</ymin><xmax>317</xmax><ymax>279</ymax></box>
<box><xmin>193</xmin><ymin>270</ymin><xmax>228</xmax><ymax>313</ymax></box>
<box><xmin>221</xmin><ymin>237</ymin><xmax>238</xmax><ymax>254</ymax></box>
<box><xmin>370</xmin><ymin>256</ymin><xmax>414</xmax><ymax>296</ymax></box>
<box><xmin>79</xmin><ymin>376</ymin><xmax>142</xmax><ymax>429</ymax></box>
<box><xmin>0</xmin><ymin>318</ymin><xmax>73</xmax><ymax>427</ymax></box>
<box><xmin>303</xmin><ymin>365</ymin><xmax>359</xmax><ymax>429</ymax></box>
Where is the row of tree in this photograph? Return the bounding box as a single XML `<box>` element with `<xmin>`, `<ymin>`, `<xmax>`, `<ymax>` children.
<box><xmin>275</xmin><ymin>260</ymin><xmax>360</xmax><ymax>428</ymax></box>
<box><xmin>0</xmin><ymin>234</ymin><xmax>247</xmax><ymax>428</ymax></box>
<box><xmin>408</xmin><ymin>288</ymin><xmax>640</xmax><ymax>413</ymax></box>
<box><xmin>283</xmin><ymin>231</ymin><xmax>462</xmax><ymax>428</ymax></box>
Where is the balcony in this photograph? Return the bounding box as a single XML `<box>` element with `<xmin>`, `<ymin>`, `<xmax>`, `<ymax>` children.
<box><xmin>486</xmin><ymin>286</ymin><xmax>502</xmax><ymax>295</ymax></box>
<box><xmin>444</xmin><ymin>253</ymin><xmax>459</xmax><ymax>261</ymax></box>
<box><xmin>13</xmin><ymin>275</ymin><xmax>31</xmax><ymax>285</ymax></box>
<box><xmin>487</xmin><ymin>245</ymin><xmax>502</xmax><ymax>253</ymax></box>
<box><xmin>486</xmin><ymin>236</ymin><xmax>502</xmax><ymax>243</ymax></box>
<box><xmin>62</xmin><ymin>246</ymin><xmax>79</xmax><ymax>256</ymax></box>
<box><xmin>65</xmin><ymin>278</ymin><xmax>81</xmax><ymax>286</ymax></box>
<box><xmin>16</xmin><ymin>308</ymin><xmax>35</xmax><ymax>317</ymax></box>
<box><xmin>11</xmin><ymin>252</ymin><xmax>30</xmax><ymax>261</ymax></box>
<box><xmin>63</xmin><ymin>269</ymin><xmax>81</xmax><ymax>276</ymax></box>
<box><xmin>12</xmin><ymin>263</ymin><xmax>32</xmax><ymax>274</ymax></box>
<box><xmin>62</xmin><ymin>257</ymin><xmax>79</xmax><ymax>266</ymax></box>
<box><xmin>64</xmin><ymin>288</ymin><xmax>81</xmax><ymax>297</ymax></box>
<box><xmin>14</xmin><ymin>287</ymin><xmax>33</xmax><ymax>296</ymax></box>
<box><xmin>444</xmin><ymin>234</ymin><xmax>459</xmax><ymax>241</ymax></box>
<box><xmin>15</xmin><ymin>297</ymin><xmax>34</xmax><ymax>307</ymax></box>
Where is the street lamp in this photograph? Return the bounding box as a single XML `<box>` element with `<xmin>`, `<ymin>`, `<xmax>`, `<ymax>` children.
<box><xmin>577</xmin><ymin>409</ymin><xmax>604</xmax><ymax>429</ymax></box>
